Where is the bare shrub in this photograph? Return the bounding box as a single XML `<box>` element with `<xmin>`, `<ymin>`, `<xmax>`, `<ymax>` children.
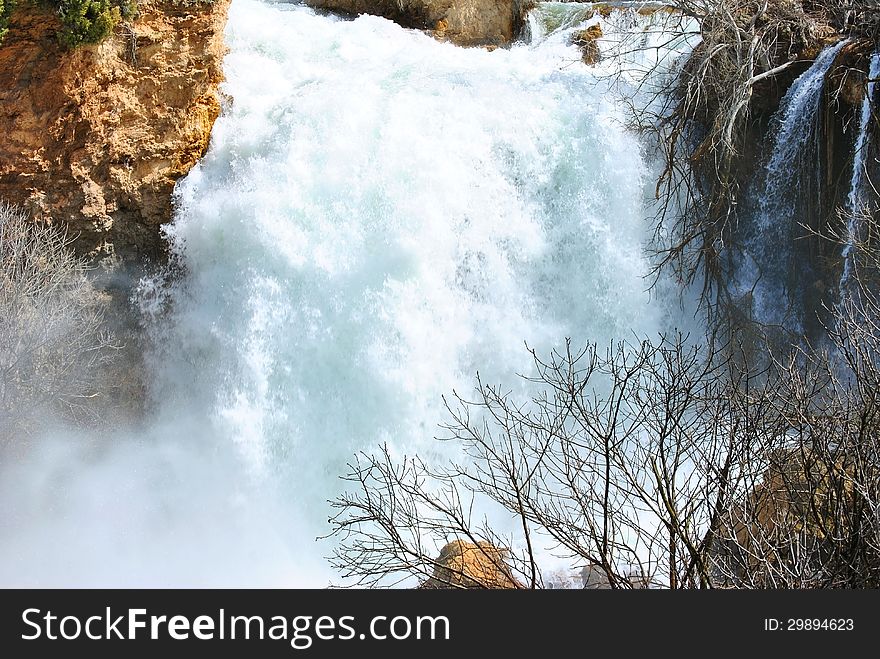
<box><xmin>0</xmin><ymin>203</ymin><xmax>116</xmax><ymax>439</ymax></box>
<box><xmin>327</xmin><ymin>334</ymin><xmax>758</xmax><ymax>588</ymax></box>
<box><xmin>593</xmin><ymin>1</ymin><xmax>877</xmax><ymax>324</ymax></box>
<box><xmin>328</xmin><ymin>323</ymin><xmax>880</xmax><ymax>588</ymax></box>
<box><xmin>328</xmin><ymin>235</ymin><xmax>880</xmax><ymax>588</ymax></box>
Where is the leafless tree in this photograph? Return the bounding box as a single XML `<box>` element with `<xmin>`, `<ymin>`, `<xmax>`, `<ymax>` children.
<box><xmin>594</xmin><ymin>1</ymin><xmax>876</xmax><ymax>321</ymax></box>
<box><xmin>327</xmin><ymin>313</ymin><xmax>879</xmax><ymax>588</ymax></box>
<box><xmin>0</xmin><ymin>203</ymin><xmax>116</xmax><ymax>440</ymax></box>
<box><xmin>327</xmin><ymin>220</ymin><xmax>880</xmax><ymax>588</ymax></box>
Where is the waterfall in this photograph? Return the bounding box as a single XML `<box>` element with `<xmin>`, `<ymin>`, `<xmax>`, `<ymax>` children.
<box><xmin>840</xmin><ymin>50</ymin><xmax>880</xmax><ymax>294</ymax></box>
<box><xmin>524</xmin><ymin>1</ymin><xmax>597</xmax><ymax>43</ymax></box>
<box><xmin>0</xmin><ymin>1</ymin><xmax>694</xmax><ymax>585</ymax></box>
<box><xmin>734</xmin><ymin>41</ymin><xmax>847</xmax><ymax>333</ymax></box>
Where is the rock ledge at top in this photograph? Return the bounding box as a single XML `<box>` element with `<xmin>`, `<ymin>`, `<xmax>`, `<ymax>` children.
<box><xmin>305</xmin><ymin>0</ymin><xmax>528</xmax><ymax>47</ymax></box>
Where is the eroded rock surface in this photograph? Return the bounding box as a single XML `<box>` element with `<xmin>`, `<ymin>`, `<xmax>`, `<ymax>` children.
<box><xmin>0</xmin><ymin>0</ymin><xmax>231</xmax><ymax>264</ymax></box>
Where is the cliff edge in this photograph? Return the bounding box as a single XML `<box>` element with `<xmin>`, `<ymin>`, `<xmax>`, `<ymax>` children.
<box><xmin>305</xmin><ymin>0</ymin><xmax>528</xmax><ymax>47</ymax></box>
<box><xmin>0</xmin><ymin>0</ymin><xmax>231</xmax><ymax>264</ymax></box>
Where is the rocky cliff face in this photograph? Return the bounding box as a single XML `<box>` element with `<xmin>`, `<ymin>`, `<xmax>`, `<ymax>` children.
<box><xmin>305</xmin><ymin>0</ymin><xmax>528</xmax><ymax>47</ymax></box>
<box><xmin>0</xmin><ymin>0</ymin><xmax>231</xmax><ymax>265</ymax></box>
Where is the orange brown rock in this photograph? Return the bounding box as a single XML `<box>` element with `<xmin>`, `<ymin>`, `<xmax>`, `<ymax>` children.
<box><xmin>0</xmin><ymin>0</ymin><xmax>230</xmax><ymax>263</ymax></box>
<box><xmin>420</xmin><ymin>540</ymin><xmax>522</xmax><ymax>589</ymax></box>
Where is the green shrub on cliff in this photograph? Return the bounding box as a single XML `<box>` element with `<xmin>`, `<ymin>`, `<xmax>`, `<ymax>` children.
<box><xmin>55</xmin><ymin>0</ymin><xmax>132</xmax><ymax>48</ymax></box>
<box><xmin>0</xmin><ymin>0</ymin><xmax>15</xmax><ymax>44</ymax></box>
<box><xmin>0</xmin><ymin>1</ymin><xmax>139</xmax><ymax>48</ymax></box>
<box><xmin>0</xmin><ymin>0</ymin><xmax>138</xmax><ymax>48</ymax></box>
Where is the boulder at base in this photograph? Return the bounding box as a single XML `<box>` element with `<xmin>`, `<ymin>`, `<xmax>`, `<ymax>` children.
<box><xmin>420</xmin><ymin>540</ymin><xmax>523</xmax><ymax>588</ymax></box>
<box><xmin>304</xmin><ymin>0</ymin><xmax>526</xmax><ymax>47</ymax></box>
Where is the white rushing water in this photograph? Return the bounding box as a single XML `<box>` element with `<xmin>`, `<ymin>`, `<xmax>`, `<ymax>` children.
<box><xmin>840</xmin><ymin>50</ymin><xmax>880</xmax><ymax>293</ymax></box>
<box><xmin>734</xmin><ymin>41</ymin><xmax>847</xmax><ymax>332</ymax></box>
<box><xmin>0</xmin><ymin>1</ymin><xmax>693</xmax><ymax>585</ymax></box>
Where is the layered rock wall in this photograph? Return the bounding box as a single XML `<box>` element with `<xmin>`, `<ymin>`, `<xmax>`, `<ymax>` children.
<box><xmin>0</xmin><ymin>0</ymin><xmax>231</xmax><ymax>264</ymax></box>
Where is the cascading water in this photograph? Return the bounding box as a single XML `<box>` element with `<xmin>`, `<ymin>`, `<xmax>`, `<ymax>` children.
<box><xmin>840</xmin><ymin>50</ymin><xmax>880</xmax><ymax>294</ymax></box>
<box><xmin>733</xmin><ymin>40</ymin><xmax>847</xmax><ymax>333</ymax></box>
<box><xmin>0</xmin><ymin>1</ymin><xmax>694</xmax><ymax>585</ymax></box>
<box><xmin>524</xmin><ymin>1</ymin><xmax>596</xmax><ymax>43</ymax></box>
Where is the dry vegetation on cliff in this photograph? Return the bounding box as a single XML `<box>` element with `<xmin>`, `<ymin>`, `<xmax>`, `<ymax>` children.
<box><xmin>0</xmin><ymin>204</ymin><xmax>116</xmax><ymax>440</ymax></box>
<box><xmin>636</xmin><ymin>0</ymin><xmax>878</xmax><ymax>315</ymax></box>
<box><xmin>0</xmin><ymin>0</ymin><xmax>12</xmax><ymax>40</ymax></box>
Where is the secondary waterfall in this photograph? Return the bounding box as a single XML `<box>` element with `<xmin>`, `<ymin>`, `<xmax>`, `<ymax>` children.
<box><xmin>733</xmin><ymin>41</ymin><xmax>847</xmax><ymax>333</ymax></box>
<box><xmin>840</xmin><ymin>50</ymin><xmax>880</xmax><ymax>294</ymax></box>
<box><xmin>0</xmin><ymin>1</ymin><xmax>694</xmax><ymax>586</ymax></box>
<box><xmin>524</xmin><ymin>1</ymin><xmax>597</xmax><ymax>42</ymax></box>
